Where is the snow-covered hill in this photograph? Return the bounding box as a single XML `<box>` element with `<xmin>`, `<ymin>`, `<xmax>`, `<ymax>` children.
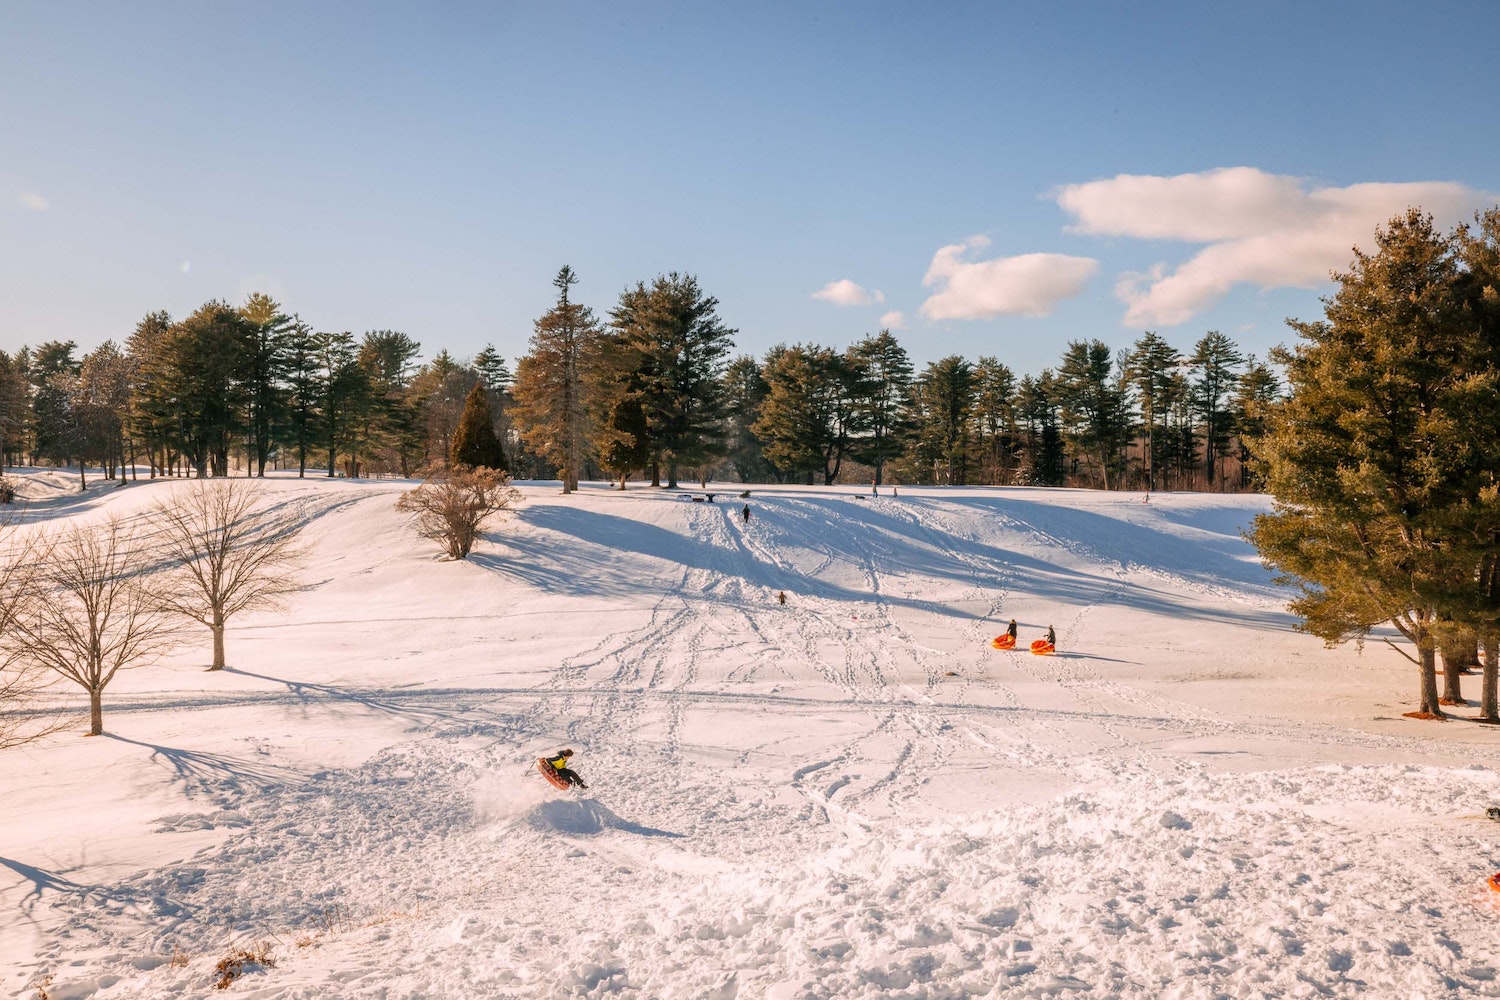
<box><xmin>6</xmin><ymin>475</ymin><xmax>1500</xmax><ymax>998</ymax></box>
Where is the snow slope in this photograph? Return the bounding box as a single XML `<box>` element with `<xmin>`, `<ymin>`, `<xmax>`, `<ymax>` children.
<box><xmin>5</xmin><ymin>475</ymin><xmax>1500</xmax><ymax>998</ymax></box>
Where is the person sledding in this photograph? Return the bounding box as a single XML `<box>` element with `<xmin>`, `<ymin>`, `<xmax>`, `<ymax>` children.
<box><xmin>1007</xmin><ymin>619</ymin><xmax>1018</xmax><ymax>641</ymax></box>
<box><xmin>542</xmin><ymin>748</ymin><xmax>588</xmax><ymax>789</ymax></box>
<box><xmin>1030</xmin><ymin>625</ymin><xmax>1056</xmax><ymax>655</ymax></box>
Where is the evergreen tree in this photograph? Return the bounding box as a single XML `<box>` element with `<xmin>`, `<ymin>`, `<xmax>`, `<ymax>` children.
<box><xmin>0</xmin><ymin>350</ymin><xmax>31</xmax><ymax>468</ymax></box>
<box><xmin>609</xmin><ymin>273</ymin><xmax>735</xmax><ymax>488</ymax></box>
<box><xmin>474</xmin><ymin>344</ymin><xmax>513</xmax><ymax>390</ymax></box>
<box><xmin>847</xmin><ymin>330</ymin><xmax>914</xmax><ymax>486</ymax></box>
<box><xmin>721</xmin><ymin>355</ymin><xmax>775</xmax><ymax>483</ymax></box>
<box><xmin>1229</xmin><ymin>356</ymin><xmax>1280</xmax><ymax>489</ymax></box>
<box><xmin>972</xmin><ymin>356</ymin><xmax>1017</xmax><ymax>485</ymax></box>
<box><xmin>1016</xmin><ymin>372</ymin><xmax>1064</xmax><ymax>485</ymax></box>
<box><xmin>126</xmin><ymin>311</ymin><xmax>175</xmax><ymax>477</ymax></box>
<box><xmin>511</xmin><ymin>266</ymin><xmax>603</xmax><ymax>493</ymax></box>
<box><xmin>1248</xmin><ymin>209</ymin><xmax>1499</xmax><ymax>718</ymax></box>
<box><xmin>1189</xmin><ymin>331</ymin><xmax>1245</xmax><ymax>489</ymax></box>
<box><xmin>905</xmin><ymin>356</ymin><xmax>976</xmax><ymax>485</ymax></box>
<box><xmin>1124</xmin><ymin>332</ymin><xmax>1183</xmax><ymax>492</ymax></box>
<box><xmin>238</xmin><ymin>293</ymin><xmax>292</xmax><ymax>477</ymax></box>
<box><xmin>164</xmin><ymin>302</ymin><xmax>254</xmax><ymax>477</ymax></box>
<box><xmin>316</xmin><ymin>331</ymin><xmax>366</xmax><ymax>477</ymax></box>
<box><xmin>29</xmin><ymin>341</ymin><xmax>79</xmax><ymax>465</ymax></box>
<box><xmin>450</xmin><ymin>382</ymin><xmax>507</xmax><ymax>471</ymax></box>
<box><xmin>753</xmin><ymin>344</ymin><xmax>859</xmax><ymax>485</ymax></box>
<box><xmin>282</xmin><ymin>320</ymin><xmax>321</xmax><ymax>477</ymax></box>
<box><xmin>1055</xmin><ymin>340</ymin><xmax>1131</xmax><ymax>489</ymax></box>
<box><xmin>358</xmin><ymin>330</ymin><xmax>424</xmax><ymax>475</ymax></box>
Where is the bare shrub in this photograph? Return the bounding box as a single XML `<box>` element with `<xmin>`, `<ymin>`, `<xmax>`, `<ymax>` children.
<box><xmin>396</xmin><ymin>465</ymin><xmax>521</xmax><ymax>559</ymax></box>
<box><xmin>212</xmin><ymin>940</ymin><xmax>276</xmax><ymax>990</ymax></box>
<box><xmin>151</xmin><ymin>480</ymin><xmax>307</xmax><ymax>670</ymax></box>
<box><xmin>8</xmin><ymin>516</ymin><xmax>183</xmax><ymax>735</ymax></box>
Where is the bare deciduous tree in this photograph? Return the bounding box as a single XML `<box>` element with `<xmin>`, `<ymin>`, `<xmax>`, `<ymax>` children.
<box><xmin>0</xmin><ymin>519</ymin><xmax>69</xmax><ymax>749</ymax></box>
<box><xmin>8</xmin><ymin>517</ymin><xmax>181</xmax><ymax>735</ymax></box>
<box><xmin>150</xmin><ymin>480</ymin><xmax>307</xmax><ymax>670</ymax></box>
<box><xmin>396</xmin><ymin>465</ymin><xmax>521</xmax><ymax>559</ymax></box>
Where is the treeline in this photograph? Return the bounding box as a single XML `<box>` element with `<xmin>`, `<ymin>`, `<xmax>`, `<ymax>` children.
<box><xmin>0</xmin><ymin>268</ymin><xmax>1281</xmax><ymax>492</ymax></box>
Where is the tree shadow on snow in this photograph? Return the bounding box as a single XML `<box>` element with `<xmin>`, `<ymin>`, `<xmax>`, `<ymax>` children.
<box><xmin>104</xmin><ymin>733</ymin><xmax>304</xmax><ymax>801</ymax></box>
<box><xmin>475</xmin><ymin>497</ymin><xmax>1297</xmax><ymax>633</ymax></box>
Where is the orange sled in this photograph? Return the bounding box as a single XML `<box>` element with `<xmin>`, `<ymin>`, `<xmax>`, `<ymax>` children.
<box><xmin>991</xmin><ymin>634</ymin><xmax>1016</xmax><ymax>650</ymax></box>
<box><xmin>1030</xmin><ymin>640</ymin><xmax>1055</xmax><ymax>655</ymax></box>
<box><xmin>537</xmin><ymin>757</ymin><xmax>571</xmax><ymax>790</ymax></box>
<box><xmin>1489</xmin><ymin>872</ymin><xmax>1500</xmax><ymax>894</ymax></box>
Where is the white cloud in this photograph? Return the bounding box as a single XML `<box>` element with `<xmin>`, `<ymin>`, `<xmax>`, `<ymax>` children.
<box><xmin>18</xmin><ymin>191</ymin><xmax>48</xmax><ymax>211</ymax></box>
<box><xmin>813</xmin><ymin>279</ymin><xmax>884</xmax><ymax>306</ymax></box>
<box><xmin>919</xmin><ymin>236</ymin><xmax>1097</xmax><ymax>321</ymax></box>
<box><xmin>1056</xmin><ymin>168</ymin><xmax>1490</xmax><ymax>326</ymax></box>
<box><xmin>879</xmin><ymin>310</ymin><xmax>906</xmax><ymax>330</ymax></box>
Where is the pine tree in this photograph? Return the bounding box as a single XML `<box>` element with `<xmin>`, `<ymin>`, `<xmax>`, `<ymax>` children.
<box><xmin>609</xmin><ymin>273</ymin><xmax>735</xmax><ymax>488</ymax></box>
<box><xmin>511</xmin><ymin>266</ymin><xmax>603</xmax><ymax>493</ymax></box>
<box><xmin>721</xmin><ymin>355</ymin><xmax>774</xmax><ymax>483</ymax></box>
<box><xmin>847</xmin><ymin>331</ymin><xmax>914</xmax><ymax>487</ymax></box>
<box><xmin>1189</xmin><ymin>331</ymin><xmax>1245</xmax><ymax>489</ymax></box>
<box><xmin>127</xmin><ymin>311</ymin><xmax>176</xmax><ymax>477</ymax></box>
<box><xmin>1248</xmin><ymin>209</ymin><xmax>1500</xmax><ymax>718</ymax></box>
<box><xmin>972</xmin><ymin>356</ymin><xmax>1017</xmax><ymax>485</ymax></box>
<box><xmin>1124</xmin><ymin>332</ymin><xmax>1183</xmax><ymax>492</ymax></box>
<box><xmin>905</xmin><ymin>356</ymin><xmax>976</xmax><ymax>485</ymax></box>
<box><xmin>238</xmin><ymin>293</ymin><xmax>292</xmax><ymax>477</ymax></box>
<box><xmin>450</xmin><ymin>382</ymin><xmax>507</xmax><ymax>471</ymax></box>
<box><xmin>753</xmin><ymin>344</ymin><xmax>859</xmax><ymax>485</ymax></box>
<box><xmin>1014</xmin><ymin>372</ymin><xmax>1063</xmax><ymax>485</ymax></box>
<box><xmin>1055</xmin><ymin>340</ymin><xmax>1131</xmax><ymax>489</ymax></box>
<box><xmin>474</xmin><ymin>345</ymin><xmax>513</xmax><ymax>390</ymax></box>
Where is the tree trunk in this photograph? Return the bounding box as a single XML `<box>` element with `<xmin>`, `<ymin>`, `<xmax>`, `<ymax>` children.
<box><xmin>89</xmin><ymin>686</ymin><xmax>103</xmax><ymax>736</ymax></box>
<box><xmin>1483</xmin><ymin>632</ymin><xmax>1499</xmax><ymax>722</ymax></box>
<box><xmin>211</xmin><ymin>614</ymin><xmax>226</xmax><ymax>670</ymax></box>
<box><xmin>1418</xmin><ymin>642</ymin><xmax>1444</xmax><ymax>717</ymax></box>
<box><xmin>1441</xmin><ymin>640</ymin><xmax>1465</xmax><ymax>704</ymax></box>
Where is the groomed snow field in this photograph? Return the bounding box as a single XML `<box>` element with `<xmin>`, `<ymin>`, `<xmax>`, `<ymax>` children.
<box><xmin>5</xmin><ymin>472</ymin><xmax>1500</xmax><ymax>999</ymax></box>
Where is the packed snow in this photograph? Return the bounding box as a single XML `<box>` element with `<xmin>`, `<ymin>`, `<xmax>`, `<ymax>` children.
<box><xmin>5</xmin><ymin>472</ymin><xmax>1500</xmax><ymax>998</ymax></box>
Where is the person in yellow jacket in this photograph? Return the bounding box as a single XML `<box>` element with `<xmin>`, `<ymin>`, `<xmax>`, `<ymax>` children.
<box><xmin>545</xmin><ymin>748</ymin><xmax>588</xmax><ymax>789</ymax></box>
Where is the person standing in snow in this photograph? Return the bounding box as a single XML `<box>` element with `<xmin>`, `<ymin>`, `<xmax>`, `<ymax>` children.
<box><xmin>1046</xmin><ymin>625</ymin><xmax>1056</xmax><ymax>648</ymax></box>
<box><xmin>1006</xmin><ymin>619</ymin><xmax>1017</xmax><ymax>641</ymax></box>
<box><xmin>545</xmin><ymin>749</ymin><xmax>588</xmax><ymax>789</ymax></box>
<box><xmin>741</xmin><ymin>504</ymin><xmax>751</xmax><ymax>523</ymax></box>
<box><xmin>778</xmin><ymin>590</ymin><xmax>787</xmax><ymax>606</ymax></box>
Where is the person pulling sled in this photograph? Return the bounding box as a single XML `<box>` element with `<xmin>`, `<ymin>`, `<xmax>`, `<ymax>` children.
<box><xmin>543</xmin><ymin>748</ymin><xmax>588</xmax><ymax>789</ymax></box>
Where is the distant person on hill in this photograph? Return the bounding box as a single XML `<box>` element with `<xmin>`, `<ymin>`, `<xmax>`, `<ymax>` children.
<box><xmin>1006</xmin><ymin>619</ymin><xmax>1017</xmax><ymax>640</ymax></box>
<box><xmin>871</xmin><ymin>478</ymin><xmax>878</xmax><ymax>496</ymax></box>
<box><xmin>544</xmin><ymin>749</ymin><xmax>588</xmax><ymax>789</ymax></box>
<box><xmin>1046</xmin><ymin>625</ymin><xmax>1056</xmax><ymax>648</ymax></box>
<box><xmin>742</xmin><ymin>504</ymin><xmax>751</xmax><ymax>523</ymax></box>
<box><xmin>778</xmin><ymin>590</ymin><xmax>787</xmax><ymax>606</ymax></box>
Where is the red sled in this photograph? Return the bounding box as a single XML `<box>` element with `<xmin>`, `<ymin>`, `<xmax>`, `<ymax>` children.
<box><xmin>537</xmin><ymin>757</ymin><xmax>571</xmax><ymax>790</ymax></box>
<box><xmin>991</xmin><ymin>634</ymin><xmax>1016</xmax><ymax>650</ymax></box>
<box><xmin>1030</xmin><ymin>640</ymin><xmax>1055</xmax><ymax>655</ymax></box>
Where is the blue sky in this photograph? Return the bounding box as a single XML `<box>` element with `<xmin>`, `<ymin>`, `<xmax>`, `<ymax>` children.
<box><xmin>3</xmin><ymin>2</ymin><xmax>1496</xmax><ymax>377</ymax></box>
